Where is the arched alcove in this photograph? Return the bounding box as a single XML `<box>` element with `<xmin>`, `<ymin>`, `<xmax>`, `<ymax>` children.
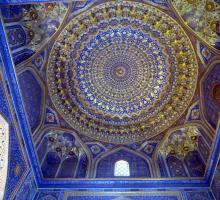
<box><xmin>75</xmin><ymin>153</ymin><xmax>88</xmax><ymax>178</ymax></box>
<box><xmin>184</xmin><ymin>150</ymin><xmax>205</xmax><ymax>177</ymax></box>
<box><xmin>18</xmin><ymin>69</ymin><xmax>44</xmax><ymax>132</ymax></box>
<box><xmin>166</xmin><ymin>156</ymin><xmax>187</xmax><ymax>177</ymax></box>
<box><xmin>0</xmin><ymin>114</ymin><xmax>9</xmax><ymax>199</ymax></box>
<box><xmin>201</xmin><ymin>62</ymin><xmax>220</xmax><ymax>129</ymax></box>
<box><xmin>41</xmin><ymin>152</ymin><xmax>61</xmax><ymax>178</ymax></box>
<box><xmin>156</xmin><ymin>124</ymin><xmax>210</xmax><ymax>178</ymax></box>
<box><xmin>95</xmin><ymin>148</ymin><xmax>151</xmax><ymax>178</ymax></box>
<box><xmin>37</xmin><ymin>130</ymin><xmax>89</xmax><ymax>178</ymax></box>
<box><xmin>57</xmin><ymin>156</ymin><xmax>78</xmax><ymax>178</ymax></box>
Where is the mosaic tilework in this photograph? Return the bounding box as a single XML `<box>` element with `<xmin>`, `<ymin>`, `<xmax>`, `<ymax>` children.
<box><xmin>14</xmin><ymin>188</ymin><xmax>220</xmax><ymax>200</ymax></box>
<box><xmin>37</xmin><ymin>137</ymin><xmax>48</xmax><ymax>161</ymax></box>
<box><xmin>158</xmin><ymin>155</ymin><xmax>169</xmax><ymax>177</ymax></box>
<box><xmin>41</xmin><ymin>151</ymin><xmax>61</xmax><ymax>178</ymax></box>
<box><xmin>197</xmin><ymin>42</ymin><xmax>214</xmax><ymax>66</ymax></box>
<box><xmin>159</xmin><ymin>125</ymin><xmax>209</xmax><ymax>178</ymax></box>
<box><xmin>44</xmin><ymin>106</ymin><xmax>60</xmax><ymax>126</ymax></box>
<box><xmin>184</xmin><ymin>151</ymin><xmax>205</xmax><ymax>177</ymax></box>
<box><xmin>144</xmin><ymin>0</ymin><xmax>168</xmax><ymax>7</ymax></box>
<box><xmin>141</xmin><ymin>142</ymin><xmax>158</xmax><ymax>158</ymax></box>
<box><xmin>160</xmin><ymin>126</ymin><xmax>202</xmax><ymax>160</ymax></box>
<box><xmin>18</xmin><ymin>69</ymin><xmax>42</xmax><ymax>131</ymax></box>
<box><xmin>57</xmin><ymin>157</ymin><xmax>78</xmax><ymax>178</ymax></box>
<box><xmin>198</xmin><ymin>136</ymin><xmax>210</xmax><ymax>162</ymax></box>
<box><xmin>15</xmin><ymin>172</ymin><xmax>37</xmax><ymax>200</ymax></box>
<box><xmin>5</xmin><ymin>24</ymin><xmax>26</xmax><ymax>50</ymax></box>
<box><xmin>0</xmin><ymin>0</ymin><xmax>220</xmax><ymax>192</ymax></box>
<box><xmin>166</xmin><ymin>156</ymin><xmax>188</xmax><ymax>177</ymax></box>
<box><xmin>3</xmin><ymin>125</ymin><xmax>28</xmax><ymax>200</ymax></box>
<box><xmin>37</xmin><ymin>131</ymin><xmax>88</xmax><ymax>178</ymax></box>
<box><xmin>48</xmin><ymin>1</ymin><xmax>198</xmax><ymax>144</ymax></box>
<box><xmin>1</xmin><ymin>3</ymin><xmax>68</xmax><ymax>65</ymax></box>
<box><xmin>0</xmin><ymin>76</ymin><xmax>10</xmax><ymax>120</ymax></box>
<box><xmin>75</xmin><ymin>153</ymin><xmax>88</xmax><ymax>178</ymax></box>
<box><xmin>64</xmin><ymin>191</ymin><xmax>180</xmax><ymax>200</ymax></box>
<box><xmin>0</xmin><ymin>5</ymin><xmax>24</xmax><ymax>22</ymax></box>
<box><xmin>87</xmin><ymin>143</ymin><xmax>105</xmax><ymax>158</ymax></box>
<box><xmin>185</xmin><ymin>190</ymin><xmax>215</xmax><ymax>200</ymax></box>
<box><xmin>67</xmin><ymin>196</ymin><xmax>178</xmax><ymax>200</ymax></box>
<box><xmin>202</xmin><ymin>63</ymin><xmax>220</xmax><ymax>129</ymax></box>
<box><xmin>32</xmin><ymin>50</ymin><xmax>46</xmax><ymax>70</ymax></box>
<box><xmin>185</xmin><ymin>102</ymin><xmax>201</xmax><ymax>122</ymax></box>
<box><xmin>171</xmin><ymin>0</ymin><xmax>220</xmax><ymax>49</ymax></box>
<box><xmin>13</xmin><ymin>49</ymin><xmax>35</xmax><ymax>65</ymax></box>
<box><xmin>211</xmin><ymin>159</ymin><xmax>220</xmax><ymax>200</ymax></box>
<box><xmin>63</xmin><ymin>188</ymin><xmax>218</xmax><ymax>200</ymax></box>
<box><xmin>0</xmin><ymin>78</ymin><xmax>28</xmax><ymax>200</ymax></box>
<box><xmin>96</xmin><ymin>149</ymin><xmax>151</xmax><ymax>178</ymax></box>
<box><xmin>34</xmin><ymin>191</ymin><xmax>61</xmax><ymax>200</ymax></box>
<box><xmin>71</xmin><ymin>0</ymin><xmax>93</xmax><ymax>13</ymax></box>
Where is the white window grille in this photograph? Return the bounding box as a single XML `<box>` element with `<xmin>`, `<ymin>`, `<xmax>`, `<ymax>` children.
<box><xmin>114</xmin><ymin>160</ymin><xmax>130</xmax><ymax>177</ymax></box>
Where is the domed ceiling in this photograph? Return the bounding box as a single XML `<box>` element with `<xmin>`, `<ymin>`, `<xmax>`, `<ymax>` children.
<box><xmin>1</xmin><ymin>0</ymin><xmax>220</xmax><ymax>185</ymax></box>
<box><xmin>47</xmin><ymin>1</ymin><xmax>198</xmax><ymax>144</ymax></box>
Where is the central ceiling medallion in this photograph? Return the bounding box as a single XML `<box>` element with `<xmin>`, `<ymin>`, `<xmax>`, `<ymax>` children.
<box><xmin>47</xmin><ymin>1</ymin><xmax>198</xmax><ymax>144</ymax></box>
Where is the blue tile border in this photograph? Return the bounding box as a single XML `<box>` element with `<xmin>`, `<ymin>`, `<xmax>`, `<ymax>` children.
<box><xmin>0</xmin><ymin>1</ymin><xmax>220</xmax><ymax>190</ymax></box>
<box><xmin>0</xmin><ymin>18</ymin><xmax>41</xmax><ymax>185</ymax></box>
<box><xmin>206</xmin><ymin>124</ymin><xmax>220</xmax><ymax>185</ymax></box>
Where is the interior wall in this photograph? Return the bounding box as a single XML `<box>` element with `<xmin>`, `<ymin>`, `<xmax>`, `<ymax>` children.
<box><xmin>0</xmin><ymin>59</ymin><xmax>32</xmax><ymax>200</ymax></box>
<box><xmin>211</xmin><ymin>155</ymin><xmax>220</xmax><ymax>199</ymax></box>
<box><xmin>33</xmin><ymin>188</ymin><xmax>215</xmax><ymax>200</ymax></box>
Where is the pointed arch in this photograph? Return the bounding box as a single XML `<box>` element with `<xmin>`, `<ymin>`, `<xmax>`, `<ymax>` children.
<box><xmin>94</xmin><ymin>147</ymin><xmax>152</xmax><ymax>178</ymax></box>
<box><xmin>36</xmin><ymin>128</ymin><xmax>91</xmax><ymax>178</ymax></box>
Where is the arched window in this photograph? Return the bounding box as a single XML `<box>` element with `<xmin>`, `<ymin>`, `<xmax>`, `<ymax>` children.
<box><xmin>114</xmin><ymin>160</ymin><xmax>130</xmax><ymax>177</ymax></box>
<box><xmin>0</xmin><ymin>115</ymin><xmax>9</xmax><ymax>199</ymax></box>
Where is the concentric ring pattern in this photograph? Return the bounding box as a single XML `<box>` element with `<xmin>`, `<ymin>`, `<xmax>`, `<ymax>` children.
<box><xmin>47</xmin><ymin>1</ymin><xmax>198</xmax><ymax>144</ymax></box>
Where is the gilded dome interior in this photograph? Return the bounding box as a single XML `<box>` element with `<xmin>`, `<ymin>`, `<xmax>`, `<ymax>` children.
<box><xmin>47</xmin><ymin>1</ymin><xmax>198</xmax><ymax>143</ymax></box>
